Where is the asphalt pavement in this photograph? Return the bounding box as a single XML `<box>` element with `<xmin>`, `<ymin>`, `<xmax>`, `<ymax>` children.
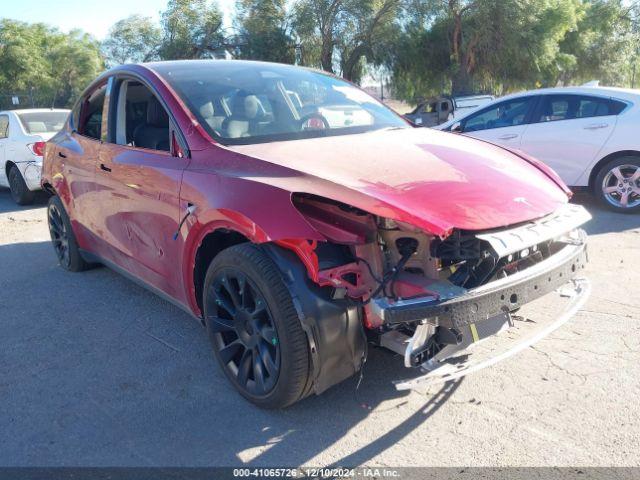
<box><xmin>0</xmin><ymin>188</ymin><xmax>639</xmax><ymax>467</ymax></box>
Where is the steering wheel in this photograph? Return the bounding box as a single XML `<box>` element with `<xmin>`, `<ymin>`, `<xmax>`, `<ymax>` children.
<box><xmin>299</xmin><ymin>113</ymin><xmax>329</xmax><ymax>132</ymax></box>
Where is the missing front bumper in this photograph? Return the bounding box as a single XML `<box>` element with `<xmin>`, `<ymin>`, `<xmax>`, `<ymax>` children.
<box><xmin>394</xmin><ymin>277</ymin><xmax>591</xmax><ymax>390</ymax></box>
<box><xmin>371</xmin><ymin>234</ymin><xmax>588</xmax><ymax>329</ymax></box>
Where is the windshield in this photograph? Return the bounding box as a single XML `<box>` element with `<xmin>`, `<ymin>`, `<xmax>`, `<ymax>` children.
<box><xmin>151</xmin><ymin>61</ymin><xmax>408</xmax><ymax>145</ymax></box>
<box><xmin>17</xmin><ymin>111</ymin><xmax>69</xmax><ymax>134</ymax></box>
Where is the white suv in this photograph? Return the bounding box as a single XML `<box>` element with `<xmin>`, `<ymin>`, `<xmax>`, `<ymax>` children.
<box><xmin>0</xmin><ymin>109</ymin><xmax>70</xmax><ymax>205</ymax></box>
<box><xmin>437</xmin><ymin>87</ymin><xmax>640</xmax><ymax>213</ymax></box>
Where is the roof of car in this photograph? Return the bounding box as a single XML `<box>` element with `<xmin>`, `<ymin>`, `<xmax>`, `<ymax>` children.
<box><xmin>0</xmin><ymin>108</ymin><xmax>70</xmax><ymax>115</ymax></box>
<box><xmin>500</xmin><ymin>85</ymin><xmax>640</xmax><ymax>102</ymax></box>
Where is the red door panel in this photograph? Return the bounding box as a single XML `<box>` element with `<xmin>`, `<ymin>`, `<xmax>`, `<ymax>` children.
<box><xmin>92</xmin><ymin>143</ymin><xmax>189</xmax><ymax>301</ymax></box>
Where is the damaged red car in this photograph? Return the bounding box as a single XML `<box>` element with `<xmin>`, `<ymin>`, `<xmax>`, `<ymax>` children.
<box><xmin>43</xmin><ymin>60</ymin><xmax>591</xmax><ymax>408</ymax></box>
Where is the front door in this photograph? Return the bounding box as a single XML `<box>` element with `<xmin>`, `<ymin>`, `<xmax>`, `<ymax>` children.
<box><xmin>93</xmin><ymin>77</ymin><xmax>189</xmax><ymax>299</ymax></box>
<box><xmin>460</xmin><ymin>96</ymin><xmax>538</xmax><ymax>148</ymax></box>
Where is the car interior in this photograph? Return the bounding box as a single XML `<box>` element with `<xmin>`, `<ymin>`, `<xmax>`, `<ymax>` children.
<box><xmin>195</xmin><ymin>87</ymin><xmax>285</xmax><ymax>139</ymax></box>
<box><xmin>464</xmin><ymin>99</ymin><xmax>531</xmax><ymax>132</ymax></box>
<box><xmin>114</xmin><ymin>81</ymin><xmax>170</xmax><ymax>152</ymax></box>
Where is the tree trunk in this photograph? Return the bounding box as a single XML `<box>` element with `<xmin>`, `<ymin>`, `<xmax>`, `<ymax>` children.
<box><xmin>320</xmin><ymin>40</ymin><xmax>334</xmax><ymax>73</ymax></box>
<box><xmin>451</xmin><ymin>67</ymin><xmax>473</xmax><ymax>95</ymax></box>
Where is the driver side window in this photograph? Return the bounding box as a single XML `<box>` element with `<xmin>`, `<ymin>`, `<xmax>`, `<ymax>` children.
<box><xmin>463</xmin><ymin>97</ymin><xmax>535</xmax><ymax>132</ymax></box>
<box><xmin>113</xmin><ymin>80</ymin><xmax>170</xmax><ymax>152</ymax></box>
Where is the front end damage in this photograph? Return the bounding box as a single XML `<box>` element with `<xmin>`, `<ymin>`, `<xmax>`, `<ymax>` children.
<box><xmin>276</xmin><ymin>194</ymin><xmax>591</xmax><ymax>393</ymax></box>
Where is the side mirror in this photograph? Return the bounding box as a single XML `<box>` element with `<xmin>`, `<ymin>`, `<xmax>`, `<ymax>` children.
<box><xmin>451</xmin><ymin>122</ymin><xmax>463</xmax><ymax>133</ymax></box>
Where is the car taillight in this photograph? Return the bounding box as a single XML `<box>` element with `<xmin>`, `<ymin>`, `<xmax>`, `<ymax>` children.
<box><xmin>28</xmin><ymin>141</ymin><xmax>46</xmax><ymax>156</ymax></box>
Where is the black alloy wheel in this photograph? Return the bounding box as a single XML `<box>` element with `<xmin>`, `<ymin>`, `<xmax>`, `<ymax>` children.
<box><xmin>48</xmin><ymin>201</ymin><xmax>71</xmax><ymax>268</ymax></box>
<box><xmin>203</xmin><ymin>243</ymin><xmax>311</xmax><ymax>409</ymax></box>
<box><xmin>47</xmin><ymin>196</ymin><xmax>91</xmax><ymax>272</ymax></box>
<box><xmin>207</xmin><ymin>269</ymin><xmax>281</xmax><ymax>396</ymax></box>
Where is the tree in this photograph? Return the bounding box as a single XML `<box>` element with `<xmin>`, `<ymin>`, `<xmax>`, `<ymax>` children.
<box><xmin>293</xmin><ymin>0</ymin><xmax>344</xmax><ymax>72</ymax></box>
<box><xmin>388</xmin><ymin>0</ymin><xmax>582</xmax><ymax>99</ymax></box>
<box><xmin>45</xmin><ymin>29</ymin><xmax>105</xmax><ymax>107</ymax></box>
<box><xmin>160</xmin><ymin>0</ymin><xmax>226</xmax><ymax>59</ymax></box>
<box><xmin>0</xmin><ymin>20</ymin><xmax>104</xmax><ymax>109</ymax></box>
<box><xmin>338</xmin><ymin>0</ymin><xmax>401</xmax><ymax>82</ymax></box>
<box><xmin>555</xmin><ymin>0</ymin><xmax>636</xmax><ymax>86</ymax></box>
<box><xmin>236</xmin><ymin>0</ymin><xmax>295</xmax><ymax>63</ymax></box>
<box><xmin>293</xmin><ymin>0</ymin><xmax>401</xmax><ymax>82</ymax></box>
<box><xmin>102</xmin><ymin>15</ymin><xmax>162</xmax><ymax>66</ymax></box>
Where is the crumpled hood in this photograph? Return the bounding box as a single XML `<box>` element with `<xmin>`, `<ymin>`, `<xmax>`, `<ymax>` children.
<box><xmin>229</xmin><ymin>127</ymin><xmax>569</xmax><ymax>236</ymax></box>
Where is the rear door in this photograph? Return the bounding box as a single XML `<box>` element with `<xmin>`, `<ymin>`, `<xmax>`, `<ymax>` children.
<box><xmin>93</xmin><ymin>76</ymin><xmax>189</xmax><ymax>300</ymax></box>
<box><xmin>47</xmin><ymin>83</ymin><xmax>108</xmax><ymax>248</ymax></box>
<box><xmin>459</xmin><ymin>96</ymin><xmax>538</xmax><ymax>147</ymax></box>
<box><xmin>0</xmin><ymin>114</ymin><xmax>9</xmax><ymax>187</ymax></box>
<box><xmin>519</xmin><ymin>94</ymin><xmax>623</xmax><ymax>185</ymax></box>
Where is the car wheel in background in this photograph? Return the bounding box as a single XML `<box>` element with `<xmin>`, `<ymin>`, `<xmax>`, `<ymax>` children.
<box><xmin>8</xmin><ymin>165</ymin><xmax>35</xmax><ymax>206</ymax></box>
<box><xmin>203</xmin><ymin>243</ymin><xmax>311</xmax><ymax>409</ymax></box>
<box><xmin>595</xmin><ymin>157</ymin><xmax>640</xmax><ymax>213</ymax></box>
<box><xmin>47</xmin><ymin>195</ymin><xmax>91</xmax><ymax>272</ymax></box>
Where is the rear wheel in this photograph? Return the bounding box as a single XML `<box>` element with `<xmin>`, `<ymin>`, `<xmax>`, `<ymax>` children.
<box><xmin>47</xmin><ymin>195</ymin><xmax>91</xmax><ymax>272</ymax></box>
<box><xmin>203</xmin><ymin>243</ymin><xmax>311</xmax><ymax>409</ymax></box>
<box><xmin>8</xmin><ymin>165</ymin><xmax>35</xmax><ymax>205</ymax></box>
<box><xmin>595</xmin><ymin>157</ymin><xmax>640</xmax><ymax>213</ymax></box>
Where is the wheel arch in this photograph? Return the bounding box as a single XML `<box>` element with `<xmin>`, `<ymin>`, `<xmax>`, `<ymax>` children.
<box><xmin>190</xmin><ymin>226</ymin><xmax>251</xmax><ymax>318</ymax></box>
<box><xmin>588</xmin><ymin>150</ymin><xmax>640</xmax><ymax>192</ymax></box>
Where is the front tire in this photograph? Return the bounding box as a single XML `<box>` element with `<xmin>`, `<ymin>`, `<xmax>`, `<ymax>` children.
<box><xmin>47</xmin><ymin>195</ymin><xmax>91</xmax><ymax>272</ymax></box>
<box><xmin>594</xmin><ymin>156</ymin><xmax>640</xmax><ymax>213</ymax></box>
<box><xmin>8</xmin><ymin>165</ymin><xmax>35</xmax><ymax>205</ymax></box>
<box><xmin>203</xmin><ymin>243</ymin><xmax>311</xmax><ymax>409</ymax></box>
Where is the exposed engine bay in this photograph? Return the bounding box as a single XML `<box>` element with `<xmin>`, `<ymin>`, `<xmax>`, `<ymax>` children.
<box><xmin>287</xmin><ymin>193</ymin><xmax>591</xmax><ymax>381</ymax></box>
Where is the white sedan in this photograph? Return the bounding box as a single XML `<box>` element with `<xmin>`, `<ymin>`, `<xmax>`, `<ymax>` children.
<box><xmin>436</xmin><ymin>87</ymin><xmax>640</xmax><ymax>213</ymax></box>
<box><xmin>0</xmin><ymin>109</ymin><xmax>70</xmax><ymax>205</ymax></box>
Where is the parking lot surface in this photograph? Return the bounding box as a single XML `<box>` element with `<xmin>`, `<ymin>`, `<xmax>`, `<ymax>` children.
<box><xmin>1</xmin><ymin>188</ymin><xmax>639</xmax><ymax>467</ymax></box>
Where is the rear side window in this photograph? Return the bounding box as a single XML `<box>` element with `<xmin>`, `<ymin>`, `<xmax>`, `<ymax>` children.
<box><xmin>79</xmin><ymin>85</ymin><xmax>107</xmax><ymax>140</ymax></box>
<box><xmin>536</xmin><ymin>95</ymin><xmax>627</xmax><ymax>123</ymax></box>
<box><xmin>0</xmin><ymin>115</ymin><xmax>8</xmax><ymax>138</ymax></box>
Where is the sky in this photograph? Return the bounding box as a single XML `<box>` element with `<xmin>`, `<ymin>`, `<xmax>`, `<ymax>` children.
<box><xmin>0</xmin><ymin>0</ymin><xmax>236</xmax><ymax>39</ymax></box>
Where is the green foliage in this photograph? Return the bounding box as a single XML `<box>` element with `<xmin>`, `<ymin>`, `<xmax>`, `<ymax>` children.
<box><xmin>555</xmin><ymin>0</ymin><xmax>637</xmax><ymax>86</ymax></box>
<box><xmin>102</xmin><ymin>15</ymin><xmax>162</xmax><ymax>66</ymax></box>
<box><xmin>2</xmin><ymin>0</ymin><xmax>640</xmax><ymax>109</ymax></box>
<box><xmin>160</xmin><ymin>0</ymin><xmax>226</xmax><ymax>59</ymax></box>
<box><xmin>236</xmin><ymin>0</ymin><xmax>295</xmax><ymax>63</ymax></box>
<box><xmin>293</xmin><ymin>0</ymin><xmax>401</xmax><ymax>82</ymax></box>
<box><xmin>389</xmin><ymin>0</ymin><xmax>639</xmax><ymax>101</ymax></box>
<box><xmin>0</xmin><ymin>19</ymin><xmax>104</xmax><ymax>108</ymax></box>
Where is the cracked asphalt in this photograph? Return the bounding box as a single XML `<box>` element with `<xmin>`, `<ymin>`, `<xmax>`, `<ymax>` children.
<box><xmin>0</xmin><ymin>188</ymin><xmax>639</xmax><ymax>467</ymax></box>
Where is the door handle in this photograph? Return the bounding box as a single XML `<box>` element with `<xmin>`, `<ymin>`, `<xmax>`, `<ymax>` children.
<box><xmin>99</xmin><ymin>163</ymin><xmax>112</xmax><ymax>173</ymax></box>
<box><xmin>584</xmin><ymin>123</ymin><xmax>609</xmax><ymax>130</ymax></box>
<box><xmin>58</xmin><ymin>151</ymin><xmax>67</xmax><ymax>158</ymax></box>
<box><xmin>498</xmin><ymin>133</ymin><xmax>518</xmax><ymax>140</ymax></box>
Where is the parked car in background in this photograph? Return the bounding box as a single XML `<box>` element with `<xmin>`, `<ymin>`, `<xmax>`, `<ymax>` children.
<box><xmin>0</xmin><ymin>109</ymin><xmax>70</xmax><ymax>204</ymax></box>
<box><xmin>405</xmin><ymin>94</ymin><xmax>494</xmax><ymax>127</ymax></box>
<box><xmin>43</xmin><ymin>61</ymin><xmax>589</xmax><ymax>408</ymax></box>
<box><xmin>437</xmin><ymin>87</ymin><xmax>640</xmax><ymax>213</ymax></box>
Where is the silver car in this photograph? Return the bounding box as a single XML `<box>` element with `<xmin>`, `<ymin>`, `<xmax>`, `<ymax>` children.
<box><xmin>0</xmin><ymin>109</ymin><xmax>70</xmax><ymax>205</ymax></box>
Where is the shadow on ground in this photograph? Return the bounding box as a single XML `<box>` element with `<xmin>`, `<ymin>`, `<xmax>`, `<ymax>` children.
<box><xmin>0</xmin><ymin>187</ymin><xmax>49</xmax><ymax>213</ymax></box>
<box><xmin>0</xmin><ymin>240</ymin><xmax>460</xmax><ymax>467</ymax></box>
<box><xmin>571</xmin><ymin>193</ymin><xmax>640</xmax><ymax>235</ymax></box>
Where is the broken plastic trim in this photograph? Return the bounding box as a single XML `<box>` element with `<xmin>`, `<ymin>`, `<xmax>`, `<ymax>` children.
<box><xmin>394</xmin><ymin>277</ymin><xmax>591</xmax><ymax>390</ymax></box>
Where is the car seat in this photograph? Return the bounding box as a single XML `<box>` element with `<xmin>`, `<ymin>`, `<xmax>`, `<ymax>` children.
<box><xmin>133</xmin><ymin>97</ymin><xmax>170</xmax><ymax>151</ymax></box>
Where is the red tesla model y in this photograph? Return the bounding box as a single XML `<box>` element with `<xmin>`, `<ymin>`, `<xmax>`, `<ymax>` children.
<box><xmin>43</xmin><ymin>60</ymin><xmax>590</xmax><ymax>408</ymax></box>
